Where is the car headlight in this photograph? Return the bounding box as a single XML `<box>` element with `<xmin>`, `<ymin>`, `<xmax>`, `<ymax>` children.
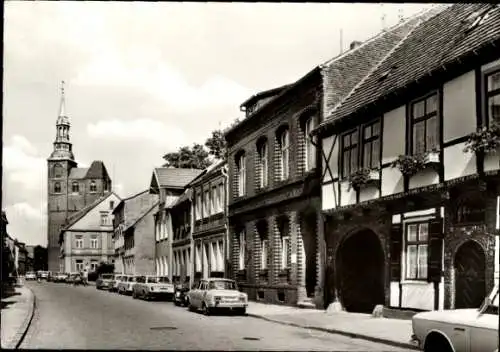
<box><xmin>215</xmin><ymin>296</ymin><xmax>222</xmax><ymax>301</ymax></box>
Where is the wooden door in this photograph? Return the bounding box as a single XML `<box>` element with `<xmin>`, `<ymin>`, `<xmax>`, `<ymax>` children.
<box><xmin>454</xmin><ymin>240</ymin><xmax>486</xmax><ymax>309</ymax></box>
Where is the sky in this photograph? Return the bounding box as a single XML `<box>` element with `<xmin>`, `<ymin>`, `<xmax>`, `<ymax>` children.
<box><xmin>3</xmin><ymin>2</ymin><xmax>431</xmax><ymax>246</ymax></box>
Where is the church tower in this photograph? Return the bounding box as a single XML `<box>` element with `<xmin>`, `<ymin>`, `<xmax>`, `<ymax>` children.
<box><xmin>47</xmin><ymin>81</ymin><xmax>78</xmax><ymax>272</ymax></box>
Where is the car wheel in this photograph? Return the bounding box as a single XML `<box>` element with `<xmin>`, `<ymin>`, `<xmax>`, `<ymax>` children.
<box><xmin>424</xmin><ymin>333</ymin><xmax>453</xmax><ymax>352</ymax></box>
<box><xmin>238</xmin><ymin>308</ymin><xmax>246</xmax><ymax>316</ymax></box>
<box><xmin>202</xmin><ymin>302</ymin><xmax>211</xmax><ymax>316</ymax></box>
<box><xmin>132</xmin><ymin>291</ymin><xmax>137</xmax><ymax>299</ymax></box>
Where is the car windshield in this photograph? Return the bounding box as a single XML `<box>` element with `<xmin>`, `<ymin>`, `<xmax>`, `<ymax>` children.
<box><xmin>101</xmin><ymin>274</ymin><xmax>113</xmax><ymax>279</ymax></box>
<box><xmin>208</xmin><ymin>280</ymin><xmax>237</xmax><ymax>290</ymax></box>
<box><xmin>152</xmin><ymin>276</ymin><xmax>170</xmax><ymax>283</ymax></box>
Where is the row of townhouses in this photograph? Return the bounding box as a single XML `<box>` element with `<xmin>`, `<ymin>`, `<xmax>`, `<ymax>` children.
<box><xmin>56</xmin><ymin>4</ymin><xmax>500</xmax><ymax>316</ymax></box>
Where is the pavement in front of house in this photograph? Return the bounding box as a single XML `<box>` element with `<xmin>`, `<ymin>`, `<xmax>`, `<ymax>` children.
<box><xmin>21</xmin><ymin>281</ymin><xmax>414</xmax><ymax>351</ymax></box>
<box><xmin>1</xmin><ymin>283</ymin><xmax>35</xmax><ymax>349</ymax></box>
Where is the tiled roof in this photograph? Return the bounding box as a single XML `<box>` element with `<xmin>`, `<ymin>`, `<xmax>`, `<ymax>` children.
<box><xmin>153</xmin><ymin>168</ymin><xmax>203</xmax><ymax>189</ymax></box>
<box><xmin>85</xmin><ymin>161</ymin><xmax>110</xmax><ymax>179</ymax></box>
<box><xmin>320</xmin><ymin>8</ymin><xmax>437</xmax><ymax>115</ymax></box>
<box><xmin>188</xmin><ymin>159</ymin><xmax>227</xmax><ymax>186</ymax></box>
<box><xmin>69</xmin><ymin>167</ymin><xmax>89</xmax><ymax>179</ymax></box>
<box><xmin>240</xmin><ymin>84</ymin><xmax>291</xmax><ymax>109</ymax></box>
<box><xmin>322</xmin><ymin>4</ymin><xmax>499</xmax><ymax>126</ymax></box>
<box><xmin>61</xmin><ymin>191</ymin><xmax>119</xmax><ymax>232</ymax></box>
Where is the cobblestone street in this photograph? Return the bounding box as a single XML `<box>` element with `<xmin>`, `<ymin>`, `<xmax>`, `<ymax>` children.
<box><xmin>21</xmin><ymin>282</ymin><xmax>412</xmax><ymax>351</ymax></box>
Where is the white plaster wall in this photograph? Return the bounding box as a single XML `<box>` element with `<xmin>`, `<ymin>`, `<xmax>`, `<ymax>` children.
<box><xmin>340</xmin><ymin>181</ymin><xmax>356</xmax><ymax>207</ymax></box>
<box><xmin>408</xmin><ymin>169</ymin><xmax>439</xmax><ymax>190</ymax></box>
<box><xmin>322</xmin><ymin>135</ymin><xmax>339</xmax><ymax>182</ymax></box>
<box><xmin>381</xmin><ymin>167</ymin><xmax>404</xmax><ymax>196</ymax></box>
<box><xmin>64</xmin><ymin>256</ymin><xmax>71</xmax><ymax>273</ymax></box>
<box><xmin>444</xmin><ymin>143</ymin><xmax>477</xmax><ymax>180</ymax></box>
<box><xmin>390</xmin><ymin>282</ymin><xmax>400</xmax><ymax>307</ymax></box>
<box><xmin>359</xmin><ymin>186</ymin><xmax>380</xmax><ymax>203</ymax></box>
<box><xmin>484</xmin><ymin>150</ymin><xmax>500</xmax><ymax>172</ymax></box>
<box><xmin>382</xmin><ymin>106</ymin><xmax>406</xmax><ymax>164</ymax></box>
<box><xmin>322</xmin><ymin>182</ymin><xmax>339</xmax><ymax>211</ymax></box>
<box><xmin>401</xmin><ymin>282</ymin><xmax>444</xmax><ymax>311</ymax></box>
<box><xmin>443</xmin><ymin>71</ymin><xmax>476</xmax><ymax>143</ymax></box>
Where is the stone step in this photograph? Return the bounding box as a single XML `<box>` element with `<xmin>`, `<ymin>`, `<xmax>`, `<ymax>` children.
<box><xmin>297</xmin><ymin>298</ymin><xmax>317</xmax><ymax>309</ymax></box>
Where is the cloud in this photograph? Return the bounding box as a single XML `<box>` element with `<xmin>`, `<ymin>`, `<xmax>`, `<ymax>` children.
<box><xmin>86</xmin><ymin>118</ymin><xmax>188</xmax><ymax>149</ymax></box>
<box><xmin>3</xmin><ymin>135</ymin><xmax>47</xmax><ymax>192</ymax></box>
<box><xmin>4</xmin><ymin>202</ymin><xmax>47</xmax><ymax>246</ymax></box>
<box><xmin>73</xmin><ymin>46</ymin><xmax>250</xmax><ymax>114</ymax></box>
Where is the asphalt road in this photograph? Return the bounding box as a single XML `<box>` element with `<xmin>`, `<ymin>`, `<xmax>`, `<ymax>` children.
<box><xmin>21</xmin><ymin>281</ymin><xmax>412</xmax><ymax>351</ymax></box>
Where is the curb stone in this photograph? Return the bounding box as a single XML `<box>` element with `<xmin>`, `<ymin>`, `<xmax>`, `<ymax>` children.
<box><xmin>247</xmin><ymin>313</ymin><xmax>419</xmax><ymax>351</ymax></box>
<box><xmin>3</xmin><ymin>286</ymin><xmax>36</xmax><ymax>349</ymax></box>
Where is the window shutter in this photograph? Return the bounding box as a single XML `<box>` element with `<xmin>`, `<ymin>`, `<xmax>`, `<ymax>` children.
<box><xmin>427</xmin><ymin>218</ymin><xmax>444</xmax><ymax>283</ymax></box>
<box><xmin>390</xmin><ymin>224</ymin><xmax>403</xmax><ymax>282</ymax></box>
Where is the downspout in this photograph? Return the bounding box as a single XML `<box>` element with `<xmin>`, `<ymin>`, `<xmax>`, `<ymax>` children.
<box><xmin>220</xmin><ymin>164</ymin><xmax>229</xmax><ymax>279</ymax></box>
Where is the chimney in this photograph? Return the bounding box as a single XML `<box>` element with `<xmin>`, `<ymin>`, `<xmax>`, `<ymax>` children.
<box><xmin>350</xmin><ymin>41</ymin><xmax>362</xmax><ymax>50</ymax></box>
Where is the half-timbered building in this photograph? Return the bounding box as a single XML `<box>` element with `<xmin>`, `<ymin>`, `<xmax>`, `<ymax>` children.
<box><xmin>312</xmin><ymin>4</ymin><xmax>500</xmax><ymax>314</ymax></box>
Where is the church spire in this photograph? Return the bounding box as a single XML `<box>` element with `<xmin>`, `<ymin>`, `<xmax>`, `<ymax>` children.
<box><xmin>49</xmin><ymin>80</ymin><xmax>75</xmax><ymax>161</ymax></box>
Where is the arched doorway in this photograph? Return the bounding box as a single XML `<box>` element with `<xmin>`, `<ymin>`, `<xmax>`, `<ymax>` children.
<box><xmin>336</xmin><ymin>229</ymin><xmax>385</xmax><ymax>313</ymax></box>
<box><xmin>454</xmin><ymin>240</ymin><xmax>486</xmax><ymax>309</ymax></box>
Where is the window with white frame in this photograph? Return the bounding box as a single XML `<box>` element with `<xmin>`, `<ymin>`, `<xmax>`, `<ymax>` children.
<box><xmin>486</xmin><ymin>70</ymin><xmax>500</xmax><ymax>124</ymax></box>
<box><xmin>195</xmin><ymin>244</ymin><xmax>201</xmax><ymax>272</ymax></box>
<box><xmin>218</xmin><ymin>183</ymin><xmax>224</xmax><ymax>212</ymax></box>
<box><xmin>211</xmin><ymin>185</ymin><xmax>217</xmax><ymax>213</ymax></box>
<box><xmin>217</xmin><ymin>241</ymin><xmax>224</xmax><ymax>271</ymax></box>
<box><xmin>341</xmin><ymin>129</ymin><xmax>359</xmax><ymax>178</ymax></box>
<box><xmin>279</xmin><ymin>129</ymin><xmax>290</xmax><ymax>180</ymax></box>
<box><xmin>196</xmin><ymin>193</ymin><xmax>202</xmax><ymax>220</ymax></box>
<box><xmin>90</xmin><ymin>235</ymin><xmax>98</xmax><ymax>249</ymax></box>
<box><xmin>257</xmin><ymin>140</ymin><xmax>269</xmax><ymax>188</ymax></box>
<box><xmin>72</xmin><ymin>181</ymin><xmax>79</xmax><ymax>193</ymax></box>
<box><xmin>362</xmin><ymin>120</ymin><xmax>381</xmax><ymax>169</ymax></box>
<box><xmin>100</xmin><ymin>213</ymin><xmax>108</xmax><ymax>226</ymax></box>
<box><xmin>261</xmin><ymin>237</ymin><xmax>269</xmax><ymax>270</ymax></box>
<box><xmin>281</xmin><ymin>236</ymin><xmax>290</xmax><ymax>269</ymax></box>
<box><xmin>304</xmin><ymin>117</ymin><xmax>316</xmax><ymax>171</ymax></box>
<box><xmin>204</xmin><ymin>189</ymin><xmax>210</xmax><ymax>217</ymax></box>
<box><xmin>75</xmin><ymin>235</ymin><xmax>83</xmax><ymax>249</ymax></box>
<box><xmin>411</xmin><ymin>93</ymin><xmax>439</xmax><ymax>155</ymax></box>
<box><xmin>238</xmin><ymin>230</ymin><xmax>246</xmax><ymax>270</ymax></box>
<box><xmin>406</xmin><ymin>223</ymin><xmax>428</xmax><ymax>280</ymax></box>
<box><xmin>236</xmin><ymin>152</ymin><xmax>246</xmax><ymax>197</ymax></box>
<box><xmin>90</xmin><ymin>260</ymin><xmax>98</xmax><ymax>271</ymax></box>
<box><xmin>76</xmin><ymin>259</ymin><xmax>84</xmax><ymax>272</ymax></box>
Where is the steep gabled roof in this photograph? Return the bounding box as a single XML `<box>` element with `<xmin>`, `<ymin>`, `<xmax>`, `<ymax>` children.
<box><xmin>318</xmin><ymin>4</ymin><xmax>498</xmax><ymax>129</ymax></box>
<box><xmin>85</xmin><ymin>160</ymin><xmax>110</xmax><ymax>179</ymax></box>
<box><xmin>60</xmin><ymin>191</ymin><xmax>121</xmax><ymax>234</ymax></box>
<box><xmin>150</xmin><ymin>167</ymin><xmax>203</xmax><ymax>191</ymax></box>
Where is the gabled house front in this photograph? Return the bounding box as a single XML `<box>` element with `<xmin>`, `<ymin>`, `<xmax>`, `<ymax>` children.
<box><xmin>312</xmin><ymin>4</ymin><xmax>500</xmax><ymax>314</ymax></box>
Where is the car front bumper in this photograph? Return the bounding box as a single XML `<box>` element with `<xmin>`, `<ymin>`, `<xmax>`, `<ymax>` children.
<box><xmin>209</xmin><ymin>301</ymin><xmax>248</xmax><ymax>309</ymax></box>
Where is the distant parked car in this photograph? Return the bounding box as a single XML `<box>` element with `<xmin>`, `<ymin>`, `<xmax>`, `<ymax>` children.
<box><xmin>53</xmin><ymin>272</ymin><xmax>69</xmax><ymax>283</ymax></box>
<box><xmin>47</xmin><ymin>271</ymin><xmax>56</xmax><ymax>282</ymax></box>
<box><xmin>25</xmin><ymin>272</ymin><xmax>37</xmax><ymax>280</ymax></box>
<box><xmin>411</xmin><ymin>284</ymin><xmax>498</xmax><ymax>352</ymax></box>
<box><xmin>133</xmin><ymin>276</ymin><xmax>175</xmax><ymax>301</ymax></box>
<box><xmin>37</xmin><ymin>271</ymin><xmax>49</xmax><ymax>280</ymax></box>
<box><xmin>117</xmin><ymin>275</ymin><xmax>137</xmax><ymax>295</ymax></box>
<box><xmin>187</xmin><ymin>278</ymin><xmax>248</xmax><ymax>316</ymax></box>
<box><xmin>96</xmin><ymin>273</ymin><xmax>115</xmax><ymax>290</ymax></box>
<box><xmin>174</xmin><ymin>282</ymin><xmax>191</xmax><ymax>307</ymax></box>
<box><xmin>66</xmin><ymin>273</ymin><xmax>79</xmax><ymax>284</ymax></box>
<box><xmin>110</xmin><ymin>275</ymin><xmax>125</xmax><ymax>292</ymax></box>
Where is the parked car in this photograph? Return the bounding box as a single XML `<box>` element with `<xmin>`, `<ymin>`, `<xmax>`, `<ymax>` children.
<box><xmin>66</xmin><ymin>273</ymin><xmax>79</xmax><ymax>284</ymax></box>
<box><xmin>117</xmin><ymin>275</ymin><xmax>137</xmax><ymax>295</ymax></box>
<box><xmin>174</xmin><ymin>282</ymin><xmax>191</xmax><ymax>307</ymax></box>
<box><xmin>47</xmin><ymin>271</ymin><xmax>56</xmax><ymax>282</ymax></box>
<box><xmin>411</xmin><ymin>284</ymin><xmax>498</xmax><ymax>352</ymax></box>
<box><xmin>25</xmin><ymin>272</ymin><xmax>37</xmax><ymax>280</ymax></box>
<box><xmin>37</xmin><ymin>271</ymin><xmax>49</xmax><ymax>280</ymax></box>
<box><xmin>109</xmin><ymin>274</ymin><xmax>125</xmax><ymax>292</ymax></box>
<box><xmin>54</xmin><ymin>272</ymin><xmax>69</xmax><ymax>283</ymax></box>
<box><xmin>132</xmin><ymin>276</ymin><xmax>175</xmax><ymax>301</ymax></box>
<box><xmin>187</xmin><ymin>278</ymin><xmax>248</xmax><ymax>315</ymax></box>
<box><xmin>96</xmin><ymin>273</ymin><xmax>115</xmax><ymax>290</ymax></box>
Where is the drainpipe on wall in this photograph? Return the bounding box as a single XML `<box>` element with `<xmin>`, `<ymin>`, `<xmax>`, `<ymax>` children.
<box><xmin>220</xmin><ymin>164</ymin><xmax>230</xmax><ymax>279</ymax></box>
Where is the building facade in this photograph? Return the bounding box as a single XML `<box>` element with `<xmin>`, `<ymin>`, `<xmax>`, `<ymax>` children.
<box><xmin>59</xmin><ymin>192</ymin><xmax>121</xmax><ymax>273</ymax></box>
<box><xmin>225</xmin><ymin>81</ymin><xmax>324</xmax><ymax>308</ymax></box>
<box><xmin>113</xmin><ymin>190</ymin><xmax>159</xmax><ymax>275</ymax></box>
<box><xmin>190</xmin><ymin>160</ymin><xmax>229</xmax><ymax>286</ymax></box>
<box><xmin>149</xmin><ymin>168</ymin><xmax>202</xmax><ymax>280</ymax></box>
<box><xmin>47</xmin><ymin>83</ymin><xmax>112</xmax><ymax>271</ymax></box>
<box><xmin>313</xmin><ymin>4</ymin><xmax>500</xmax><ymax>313</ymax></box>
<box><xmin>170</xmin><ymin>190</ymin><xmax>192</xmax><ymax>284</ymax></box>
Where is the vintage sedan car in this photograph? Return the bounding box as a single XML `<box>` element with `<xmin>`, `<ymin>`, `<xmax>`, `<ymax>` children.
<box><xmin>411</xmin><ymin>284</ymin><xmax>498</xmax><ymax>352</ymax></box>
<box><xmin>96</xmin><ymin>273</ymin><xmax>115</xmax><ymax>290</ymax></box>
<box><xmin>132</xmin><ymin>276</ymin><xmax>175</xmax><ymax>301</ymax></box>
<box><xmin>187</xmin><ymin>278</ymin><xmax>248</xmax><ymax>315</ymax></box>
<box><xmin>117</xmin><ymin>275</ymin><xmax>137</xmax><ymax>295</ymax></box>
<box><xmin>25</xmin><ymin>272</ymin><xmax>37</xmax><ymax>280</ymax></box>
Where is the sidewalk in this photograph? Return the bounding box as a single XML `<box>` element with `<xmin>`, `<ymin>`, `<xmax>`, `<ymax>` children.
<box><xmin>1</xmin><ymin>285</ymin><xmax>36</xmax><ymax>349</ymax></box>
<box><xmin>246</xmin><ymin>302</ymin><xmax>417</xmax><ymax>350</ymax></box>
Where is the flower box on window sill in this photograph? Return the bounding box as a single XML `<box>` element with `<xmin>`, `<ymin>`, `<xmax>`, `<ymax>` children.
<box><xmin>391</xmin><ymin>150</ymin><xmax>440</xmax><ymax>177</ymax></box>
<box><xmin>347</xmin><ymin>169</ymin><xmax>380</xmax><ymax>191</ymax></box>
<box><xmin>463</xmin><ymin>123</ymin><xmax>500</xmax><ymax>154</ymax></box>
<box><xmin>424</xmin><ymin>150</ymin><xmax>440</xmax><ymax>164</ymax></box>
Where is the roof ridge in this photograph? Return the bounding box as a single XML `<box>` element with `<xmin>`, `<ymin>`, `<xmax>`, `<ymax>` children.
<box><xmin>325</xmin><ymin>6</ymin><xmax>438</xmax><ymax>119</ymax></box>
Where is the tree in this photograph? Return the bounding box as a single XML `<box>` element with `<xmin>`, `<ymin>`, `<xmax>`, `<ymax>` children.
<box><xmin>204</xmin><ymin>118</ymin><xmax>241</xmax><ymax>161</ymax></box>
<box><xmin>96</xmin><ymin>261</ymin><xmax>114</xmax><ymax>275</ymax></box>
<box><xmin>162</xmin><ymin>143</ymin><xmax>211</xmax><ymax>169</ymax></box>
